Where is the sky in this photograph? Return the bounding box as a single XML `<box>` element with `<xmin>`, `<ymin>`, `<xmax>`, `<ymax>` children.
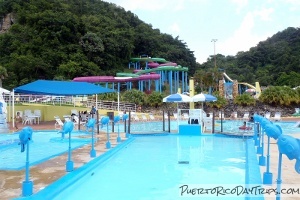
<box><xmin>105</xmin><ymin>0</ymin><xmax>300</xmax><ymax>64</ymax></box>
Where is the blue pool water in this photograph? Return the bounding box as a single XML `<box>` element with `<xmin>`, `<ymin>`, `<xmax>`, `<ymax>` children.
<box><xmin>27</xmin><ymin>135</ymin><xmax>263</xmax><ymax>200</ymax></box>
<box><xmin>0</xmin><ymin>131</ymin><xmax>92</xmax><ymax>170</ymax></box>
<box><xmin>109</xmin><ymin>120</ymin><xmax>300</xmax><ymax>134</ymax></box>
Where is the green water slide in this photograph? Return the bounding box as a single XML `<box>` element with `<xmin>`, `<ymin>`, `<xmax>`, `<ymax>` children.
<box><xmin>130</xmin><ymin>57</ymin><xmax>168</xmax><ymax>63</ymax></box>
<box><xmin>136</xmin><ymin>66</ymin><xmax>188</xmax><ymax>75</ymax></box>
<box><xmin>116</xmin><ymin>65</ymin><xmax>188</xmax><ymax>77</ymax></box>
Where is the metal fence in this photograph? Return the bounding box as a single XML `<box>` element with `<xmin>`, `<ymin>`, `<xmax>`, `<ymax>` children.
<box><xmin>3</xmin><ymin>94</ymin><xmax>137</xmax><ymax>112</ymax></box>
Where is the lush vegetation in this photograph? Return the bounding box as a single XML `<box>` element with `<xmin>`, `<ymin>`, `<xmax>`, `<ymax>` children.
<box><xmin>0</xmin><ymin>0</ymin><xmax>197</xmax><ymax>89</ymax></box>
<box><xmin>1</xmin><ymin>0</ymin><xmax>300</xmax><ymax>109</ymax></box>
<box><xmin>194</xmin><ymin>27</ymin><xmax>300</xmax><ymax>94</ymax></box>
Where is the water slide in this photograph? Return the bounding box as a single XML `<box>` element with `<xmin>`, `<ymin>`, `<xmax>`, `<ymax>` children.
<box><xmin>223</xmin><ymin>72</ymin><xmax>261</xmax><ymax>97</ymax></box>
<box><xmin>73</xmin><ymin>59</ymin><xmax>188</xmax><ymax>83</ymax></box>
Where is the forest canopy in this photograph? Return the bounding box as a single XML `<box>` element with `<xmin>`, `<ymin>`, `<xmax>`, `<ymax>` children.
<box><xmin>0</xmin><ymin>0</ymin><xmax>299</xmax><ymax>91</ymax></box>
<box><xmin>0</xmin><ymin>0</ymin><xmax>197</xmax><ymax>89</ymax></box>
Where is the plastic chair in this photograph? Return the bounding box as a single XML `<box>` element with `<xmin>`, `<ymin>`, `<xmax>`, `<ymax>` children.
<box><xmin>54</xmin><ymin>116</ymin><xmax>64</xmax><ymax>130</ymax></box>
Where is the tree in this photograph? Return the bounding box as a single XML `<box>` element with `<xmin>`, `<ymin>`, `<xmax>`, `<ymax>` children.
<box><xmin>146</xmin><ymin>91</ymin><xmax>163</xmax><ymax>108</ymax></box>
<box><xmin>234</xmin><ymin>93</ymin><xmax>256</xmax><ymax>106</ymax></box>
<box><xmin>0</xmin><ymin>65</ymin><xmax>8</xmax><ymax>88</ymax></box>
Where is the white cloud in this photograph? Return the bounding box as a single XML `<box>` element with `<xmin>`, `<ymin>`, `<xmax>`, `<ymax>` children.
<box><xmin>283</xmin><ymin>0</ymin><xmax>300</xmax><ymax>5</ymax></box>
<box><xmin>254</xmin><ymin>8</ymin><xmax>274</xmax><ymax>21</ymax></box>
<box><xmin>281</xmin><ymin>0</ymin><xmax>300</xmax><ymax>10</ymax></box>
<box><xmin>230</xmin><ymin>0</ymin><xmax>248</xmax><ymax>13</ymax></box>
<box><xmin>169</xmin><ymin>23</ymin><xmax>180</xmax><ymax>33</ymax></box>
<box><xmin>218</xmin><ymin>12</ymin><xmax>268</xmax><ymax>56</ymax></box>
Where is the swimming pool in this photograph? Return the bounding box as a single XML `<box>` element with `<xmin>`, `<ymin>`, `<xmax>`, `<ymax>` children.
<box><xmin>25</xmin><ymin>135</ymin><xmax>264</xmax><ymax>200</ymax></box>
<box><xmin>0</xmin><ymin>131</ymin><xmax>92</xmax><ymax>170</ymax></box>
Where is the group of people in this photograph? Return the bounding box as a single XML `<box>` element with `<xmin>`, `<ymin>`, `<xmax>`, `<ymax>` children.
<box><xmin>14</xmin><ymin>106</ymin><xmax>98</xmax><ymax>131</ymax></box>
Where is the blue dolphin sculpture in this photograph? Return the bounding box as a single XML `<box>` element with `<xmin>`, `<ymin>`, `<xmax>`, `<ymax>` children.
<box><xmin>100</xmin><ymin>116</ymin><xmax>110</xmax><ymax>128</ymax></box>
<box><xmin>19</xmin><ymin>127</ymin><xmax>33</xmax><ymax>152</ymax></box>
<box><xmin>122</xmin><ymin>114</ymin><xmax>129</xmax><ymax>121</ymax></box>
<box><xmin>86</xmin><ymin>118</ymin><xmax>96</xmax><ymax>130</ymax></box>
<box><xmin>60</xmin><ymin>121</ymin><xmax>74</xmax><ymax>139</ymax></box>
<box><xmin>114</xmin><ymin>115</ymin><xmax>120</xmax><ymax>123</ymax></box>
<box><xmin>264</xmin><ymin>123</ymin><xmax>282</xmax><ymax>139</ymax></box>
<box><xmin>277</xmin><ymin>135</ymin><xmax>300</xmax><ymax>174</ymax></box>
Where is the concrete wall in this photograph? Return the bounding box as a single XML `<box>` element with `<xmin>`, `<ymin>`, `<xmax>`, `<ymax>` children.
<box><xmin>7</xmin><ymin>105</ymin><xmax>119</xmax><ymax>122</ymax></box>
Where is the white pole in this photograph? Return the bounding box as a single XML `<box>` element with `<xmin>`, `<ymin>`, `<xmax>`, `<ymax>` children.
<box><xmin>177</xmin><ymin>103</ymin><xmax>179</xmax><ymax>133</ymax></box>
<box><xmin>95</xmin><ymin>94</ymin><xmax>98</xmax><ymax>109</ymax></box>
<box><xmin>12</xmin><ymin>90</ymin><xmax>14</xmax><ymax>128</ymax></box>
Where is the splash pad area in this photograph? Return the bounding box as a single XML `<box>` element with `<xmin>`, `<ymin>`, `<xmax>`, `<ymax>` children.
<box><xmin>1</xmin><ymin>117</ymin><xmax>300</xmax><ymax>199</ymax></box>
<box><xmin>15</xmin><ymin>135</ymin><xmax>264</xmax><ymax>200</ymax></box>
<box><xmin>0</xmin><ymin>131</ymin><xmax>92</xmax><ymax>170</ymax></box>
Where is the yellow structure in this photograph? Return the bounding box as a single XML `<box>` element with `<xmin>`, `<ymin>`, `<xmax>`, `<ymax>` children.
<box><xmin>189</xmin><ymin>77</ymin><xmax>195</xmax><ymax>109</ymax></box>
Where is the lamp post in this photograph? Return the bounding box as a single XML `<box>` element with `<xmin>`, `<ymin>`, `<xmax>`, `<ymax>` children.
<box><xmin>211</xmin><ymin>39</ymin><xmax>217</xmax><ymax>68</ymax></box>
<box><xmin>211</xmin><ymin>39</ymin><xmax>217</xmax><ymax>92</ymax></box>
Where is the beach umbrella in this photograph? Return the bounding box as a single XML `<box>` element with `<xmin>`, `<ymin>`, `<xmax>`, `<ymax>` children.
<box><xmin>163</xmin><ymin>93</ymin><xmax>192</xmax><ymax>131</ymax></box>
<box><xmin>192</xmin><ymin>93</ymin><xmax>217</xmax><ymax>109</ymax></box>
<box><xmin>245</xmin><ymin>88</ymin><xmax>256</xmax><ymax>93</ymax></box>
<box><xmin>192</xmin><ymin>93</ymin><xmax>217</xmax><ymax>102</ymax></box>
<box><xmin>163</xmin><ymin>93</ymin><xmax>192</xmax><ymax>103</ymax></box>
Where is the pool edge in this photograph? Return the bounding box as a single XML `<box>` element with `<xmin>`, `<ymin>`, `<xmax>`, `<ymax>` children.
<box><xmin>14</xmin><ymin>137</ymin><xmax>135</xmax><ymax>200</ymax></box>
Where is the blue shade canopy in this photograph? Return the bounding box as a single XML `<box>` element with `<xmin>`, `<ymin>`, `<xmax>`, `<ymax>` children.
<box><xmin>14</xmin><ymin>80</ymin><xmax>115</xmax><ymax>95</ymax></box>
<box><xmin>192</xmin><ymin>93</ymin><xmax>217</xmax><ymax>102</ymax></box>
<box><xmin>163</xmin><ymin>93</ymin><xmax>192</xmax><ymax>103</ymax></box>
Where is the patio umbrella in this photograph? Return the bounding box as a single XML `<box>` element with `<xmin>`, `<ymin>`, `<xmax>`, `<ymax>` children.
<box><xmin>163</xmin><ymin>93</ymin><xmax>192</xmax><ymax>103</ymax></box>
<box><xmin>163</xmin><ymin>93</ymin><xmax>192</xmax><ymax>130</ymax></box>
<box><xmin>245</xmin><ymin>88</ymin><xmax>256</xmax><ymax>93</ymax></box>
<box><xmin>192</xmin><ymin>93</ymin><xmax>217</xmax><ymax>109</ymax></box>
<box><xmin>192</xmin><ymin>93</ymin><xmax>217</xmax><ymax>102</ymax></box>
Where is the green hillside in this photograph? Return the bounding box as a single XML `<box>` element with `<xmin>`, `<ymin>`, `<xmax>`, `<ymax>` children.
<box><xmin>0</xmin><ymin>0</ymin><xmax>197</xmax><ymax>89</ymax></box>
<box><xmin>197</xmin><ymin>27</ymin><xmax>300</xmax><ymax>90</ymax></box>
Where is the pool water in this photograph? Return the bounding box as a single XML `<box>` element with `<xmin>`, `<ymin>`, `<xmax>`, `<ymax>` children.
<box><xmin>31</xmin><ymin>135</ymin><xmax>263</xmax><ymax>200</ymax></box>
<box><xmin>103</xmin><ymin>120</ymin><xmax>300</xmax><ymax>134</ymax></box>
<box><xmin>0</xmin><ymin>131</ymin><xmax>92</xmax><ymax>170</ymax></box>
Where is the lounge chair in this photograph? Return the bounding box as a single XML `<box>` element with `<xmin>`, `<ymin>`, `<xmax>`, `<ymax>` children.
<box><xmin>149</xmin><ymin>114</ymin><xmax>155</xmax><ymax>121</ymax></box>
<box><xmin>265</xmin><ymin>112</ymin><xmax>271</xmax><ymax>120</ymax></box>
<box><xmin>73</xmin><ymin>115</ymin><xmax>86</xmax><ymax>129</ymax></box>
<box><xmin>164</xmin><ymin>113</ymin><xmax>169</xmax><ymax>120</ymax></box>
<box><xmin>242</xmin><ymin>112</ymin><xmax>249</xmax><ymax>120</ymax></box>
<box><xmin>272</xmin><ymin>112</ymin><xmax>281</xmax><ymax>121</ymax></box>
<box><xmin>54</xmin><ymin>116</ymin><xmax>64</xmax><ymax>130</ymax></box>
<box><xmin>173</xmin><ymin>113</ymin><xmax>178</xmax><ymax>120</ymax></box>
<box><xmin>203</xmin><ymin>118</ymin><xmax>213</xmax><ymax>133</ymax></box>
<box><xmin>141</xmin><ymin>114</ymin><xmax>148</xmax><ymax>121</ymax></box>
<box><xmin>63</xmin><ymin>115</ymin><xmax>71</xmax><ymax>122</ymax></box>
<box><xmin>228</xmin><ymin>112</ymin><xmax>237</xmax><ymax>119</ymax></box>
<box><xmin>131</xmin><ymin>113</ymin><xmax>140</xmax><ymax>121</ymax></box>
<box><xmin>292</xmin><ymin>108</ymin><xmax>300</xmax><ymax>116</ymax></box>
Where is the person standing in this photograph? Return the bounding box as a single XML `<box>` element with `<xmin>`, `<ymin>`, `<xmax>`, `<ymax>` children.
<box><xmin>15</xmin><ymin>112</ymin><xmax>22</xmax><ymax>130</ymax></box>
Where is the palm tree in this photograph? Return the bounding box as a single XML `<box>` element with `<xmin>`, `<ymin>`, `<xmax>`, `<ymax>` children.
<box><xmin>0</xmin><ymin>65</ymin><xmax>8</xmax><ymax>88</ymax></box>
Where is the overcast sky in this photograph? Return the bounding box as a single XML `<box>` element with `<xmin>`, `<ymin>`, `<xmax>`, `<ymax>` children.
<box><xmin>105</xmin><ymin>0</ymin><xmax>300</xmax><ymax>64</ymax></box>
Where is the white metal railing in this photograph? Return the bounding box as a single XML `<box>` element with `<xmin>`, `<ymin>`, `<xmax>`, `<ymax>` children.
<box><xmin>2</xmin><ymin>94</ymin><xmax>136</xmax><ymax>112</ymax></box>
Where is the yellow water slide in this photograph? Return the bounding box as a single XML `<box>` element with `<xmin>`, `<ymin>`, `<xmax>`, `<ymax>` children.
<box><xmin>223</xmin><ymin>73</ymin><xmax>261</xmax><ymax>98</ymax></box>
